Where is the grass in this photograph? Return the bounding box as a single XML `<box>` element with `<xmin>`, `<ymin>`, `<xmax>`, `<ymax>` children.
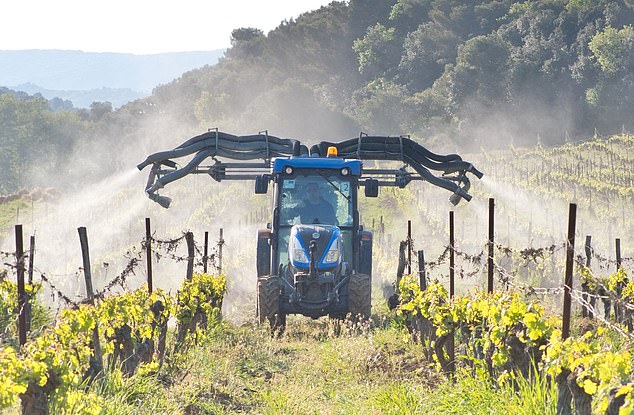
<box><xmin>0</xmin><ymin>267</ymin><xmax>560</xmax><ymax>415</ymax></box>
<box><xmin>413</xmin><ymin>368</ymin><xmax>557</xmax><ymax>415</ymax></box>
<box><xmin>73</xmin><ymin>312</ymin><xmax>555</xmax><ymax>415</ymax></box>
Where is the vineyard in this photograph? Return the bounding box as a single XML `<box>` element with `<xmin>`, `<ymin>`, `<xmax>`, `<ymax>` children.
<box><xmin>0</xmin><ymin>134</ymin><xmax>633</xmax><ymax>414</ymax></box>
<box><xmin>0</xmin><ymin>271</ymin><xmax>225</xmax><ymax>414</ymax></box>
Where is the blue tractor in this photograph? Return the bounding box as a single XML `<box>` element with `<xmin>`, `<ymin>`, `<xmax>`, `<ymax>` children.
<box><xmin>137</xmin><ymin>130</ymin><xmax>482</xmax><ymax>330</ymax></box>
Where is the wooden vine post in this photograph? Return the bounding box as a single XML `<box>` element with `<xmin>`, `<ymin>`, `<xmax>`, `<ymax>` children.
<box><xmin>449</xmin><ymin>211</ymin><xmax>455</xmax><ymax>298</ymax></box>
<box><xmin>203</xmin><ymin>231</ymin><xmax>209</xmax><ymax>274</ymax></box>
<box><xmin>448</xmin><ymin>211</ymin><xmax>455</xmax><ymax>375</ymax></box>
<box><xmin>145</xmin><ymin>218</ymin><xmax>153</xmax><ymax>293</ymax></box>
<box><xmin>582</xmin><ymin>235</ymin><xmax>593</xmax><ymax>319</ymax></box>
<box><xmin>78</xmin><ymin>227</ymin><xmax>103</xmax><ymax>372</ymax></box>
<box><xmin>487</xmin><ymin>198</ymin><xmax>494</xmax><ymax>293</ymax></box>
<box><xmin>407</xmin><ymin>220</ymin><xmax>412</xmax><ymax>275</ymax></box>
<box><xmin>418</xmin><ymin>250</ymin><xmax>426</xmax><ymax>291</ymax></box>
<box><xmin>15</xmin><ymin>225</ymin><xmax>27</xmax><ymax>347</ymax></box>
<box><xmin>396</xmin><ymin>241</ymin><xmax>407</xmax><ymax>290</ymax></box>
<box><xmin>218</xmin><ymin>228</ymin><xmax>225</xmax><ymax>274</ymax></box>
<box><xmin>562</xmin><ymin>203</ymin><xmax>577</xmax><ymax>341</ymax></box>
<box><xmin>616</xmin><ymin>239</ymin><xmax>622</xmax><ymax>270</ymax></box>
<box><xmin>615</xmin><ymin>238</ymin><xmax>624</xmax><ymax>324</ymax></box>
<box><xmin>185</xmin><ymin>232</ymin><xmax>195</xmax><ymax>281</ymax></box>
<box><xmin>27</xmin><ymin>235</ymin><xmax>35</xmax><ymax>285</ymax></box>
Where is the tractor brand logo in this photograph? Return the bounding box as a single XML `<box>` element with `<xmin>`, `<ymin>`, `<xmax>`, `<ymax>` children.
<box><xmin>312</xmin><ymin>232</ymin><xmax>320</xmax><ymax>239</ymax></box>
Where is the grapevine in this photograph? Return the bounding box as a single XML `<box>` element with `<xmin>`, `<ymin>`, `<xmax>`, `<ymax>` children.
<box><xmin>0</xmin><ymin>271</ymin><xmax>227</xmax><ymax>413</ymax></box>
<box><xmin>397</xmin><ymin>272</ymin><xmax>634</xmax><ymax>414</ymax></box>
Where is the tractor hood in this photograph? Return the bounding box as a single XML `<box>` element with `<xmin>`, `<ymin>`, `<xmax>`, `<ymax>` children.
<box><xmin>289</xmin><ymin>224</ymin><xmax>342</xmax><ymax>272</ymax></box>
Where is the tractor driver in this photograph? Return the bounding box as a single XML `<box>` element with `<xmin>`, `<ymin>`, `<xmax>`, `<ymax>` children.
<box><xmin>292</xmin><ymin>182</ymin><xmax>337</xmax><ymax>225</ymax></box>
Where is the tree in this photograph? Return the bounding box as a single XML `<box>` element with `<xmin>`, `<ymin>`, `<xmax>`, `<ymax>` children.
<box><xmin>347</xmin><ymin>78</ymin><xmax>415</xmax><ymax>132</ymax></box>
<box><xmin>449</xmin><ymin>34</ymin><xmax>511</xmax><ymax>105</ymax></box>
<box><xmin>585</xmin><ymin>25</ymin><xmax>634</xmax><ymax>130</ymax></box>
<box><xmin>230</xmin><ymin>27</ymin><xmax>265</xmax><ymax>45</ymax></box>
<box><xmin>89</xmin><ymin>101</ymin><xmax>113</xmax><ymax>121</ymax></box>
<box><xmin>589</xmin><ymin>25</ymin><xmax>634</xmax><ymax>75</ymax></box>
<box><xmin>388</xmin><ymin>0</ymin><xmax>432</xmax><ymax>34</ymax></box>
<box><xmin>227</xmin><ymin>28</ymin><xmax>266</xmax><ymax>59</ymax></box>
<box><xmin>353</xmin><ymin>23</ymin><xmax>402</xmax><ymax>80</ymax></box>
<box><xmin>398</xmin><ymin>21</ymin><xmax>460</xmax><ymax>92</ymax></box>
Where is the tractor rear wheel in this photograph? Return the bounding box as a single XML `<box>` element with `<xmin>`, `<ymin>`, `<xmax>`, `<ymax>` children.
<box><xmin>257</xmin><ymin>276</ymin><xmax>285</xmax><ymax>333</ymax></box>
<box><xmin>348</xmin><ymin>273</ymin><xmax>371</xmax><ymax>319</ymax></box>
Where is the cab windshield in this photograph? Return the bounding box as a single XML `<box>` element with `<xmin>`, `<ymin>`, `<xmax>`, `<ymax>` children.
<box><xmin>279</xmin><ymin>174</ymin><xmax>353</xmax><ymax>227</ymax></box>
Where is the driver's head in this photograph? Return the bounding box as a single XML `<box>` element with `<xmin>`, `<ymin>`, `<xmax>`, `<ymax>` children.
<box><xmin>306</xmin><ymin>182</ymin><xmax>321</xmax><ymax>203</ymax></box>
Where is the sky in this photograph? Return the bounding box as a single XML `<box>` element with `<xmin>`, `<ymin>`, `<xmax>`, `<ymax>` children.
<box><xmin>1</xmin><ymin>0</ymin><xmax>336</xmax><ymax>54</ymax></box>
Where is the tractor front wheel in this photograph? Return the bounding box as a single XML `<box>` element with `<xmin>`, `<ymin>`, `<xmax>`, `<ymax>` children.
<box><xmin>348</xmin><ymin>273</ymin><xmax>371</xmax><ymax>319</ymax></box>
<box><xmin>257</xmin><ymin>276</ymin><xmax>285</xmax><ymax>333</ymax></box>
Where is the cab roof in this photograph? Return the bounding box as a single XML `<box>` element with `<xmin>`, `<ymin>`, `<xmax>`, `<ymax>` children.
<box><xmin>272</xmin><ymin>156</ymin><xmax>362</xmax><ymax>176</ymax></box>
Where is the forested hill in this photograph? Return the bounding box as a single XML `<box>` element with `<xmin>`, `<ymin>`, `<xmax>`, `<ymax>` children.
<box><xmin>1</xmin><ymin>0</ymin><xmax>634</xmax><ymax>192</ymax></box>
<box><xmin>150</xmin><ymin>0</ymin><xmax>634</xmax><ymax>146</ymax></box>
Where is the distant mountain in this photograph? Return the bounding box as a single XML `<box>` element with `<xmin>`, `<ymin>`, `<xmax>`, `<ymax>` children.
<box><xmin>0</xmin><ymin>49</ymin><xmax>224</xmax><ymax>106</ymax></box>
<box><xmin>11</xmin><ymin>82</ymin><xmax>144</xmax><ymax>109</ymax></box>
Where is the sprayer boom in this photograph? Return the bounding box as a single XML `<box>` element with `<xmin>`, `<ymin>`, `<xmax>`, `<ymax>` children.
<box><xmin>137</xmin><ymin>130</ymin><xmax>482</xmax><ymax>207</ymax></box>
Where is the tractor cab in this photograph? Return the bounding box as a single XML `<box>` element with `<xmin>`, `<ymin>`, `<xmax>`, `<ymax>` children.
<box><xmin>273</xmin><ymin>157</ymin><xmax>360</xmax><ymax>275</ymax></box>
<box><xmin>253</xmin><ymin>156</ymin><xmax>372</xmax><ymax>323</ymax></box>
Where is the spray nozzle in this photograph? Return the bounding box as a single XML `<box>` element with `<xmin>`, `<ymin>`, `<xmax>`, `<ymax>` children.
<box><xmin>449</xmin><ymin>192</ymin><xmax>461</xmax><ymax>206</ymax></box>
<box><xmin>148</xmin><ymin>192</ymin><xmax>172</xmax><ymax>209</ymax></box>
<box><xmin>468</xmin><ymin>164</ymin><xmax>484</xmax><ymax>179</ymax></box>
<box><xmin>449</xmin><ymin>188</ymin><xmax>472</xmax><ymax>206</ymax></box>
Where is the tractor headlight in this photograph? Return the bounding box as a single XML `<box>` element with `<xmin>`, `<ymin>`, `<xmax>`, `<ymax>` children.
<box><xmin>292</xmin><ymin>247</ymin><xmax>309</xmax><ymax>263</ymax></box>
<box><xmin>323</xmin><ymin>245</ymin><xmax>340</xmax><ymax>264</ymax></box>
<box><xmin>289</xmin><ymin>235</ymin><xmax>309</xmax><ymax>264</ymax></box>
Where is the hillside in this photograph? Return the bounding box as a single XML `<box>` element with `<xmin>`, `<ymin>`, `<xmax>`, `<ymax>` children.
<box><xmin>1</xmin><ymin>1</ymin><xmax>634</xmax><ymax>194</ymax></box>
<box><xmin>145</xmin><ymin>0</ymin><xmax>634</xmax><ymax>144</ymax></box>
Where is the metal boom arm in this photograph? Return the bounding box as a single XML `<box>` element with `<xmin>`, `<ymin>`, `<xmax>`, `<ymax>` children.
<box><xmin>136</xmin><ymin>130</ymin><xmax>305</xmax><ymax>207</ymax></box>
<box><xmin>137</xmin><ymin>130</ymin><xmax>482</xmax><ymax>208</ymax></box>
<box><xmin>312</xmin><ymin>135</ymin><xmax>483</xmax><ymax>204</ymax></box>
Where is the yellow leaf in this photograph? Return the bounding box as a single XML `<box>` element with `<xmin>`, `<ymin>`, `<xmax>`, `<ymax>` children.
<box><xmin>582</xmin><ymin>378</ymin><xmax>598</xmax><ymax>395</ymax></box>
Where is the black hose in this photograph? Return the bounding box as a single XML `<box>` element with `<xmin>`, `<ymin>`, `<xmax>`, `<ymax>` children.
<box><xmin>138</xmin><ymin>131</ymin><xmax>482</xmax><ymax>207</ymax></box>
<box><xmin>315</xmin><ymin>137</ymin><xmax>474</xmax><ymax>173</ymax></box>
<box><xmin>146</xmin><ymin>149</ymin><xmax>213</xmax><ymax>193</ymax></box>
<box><xmin>137</xmin><ymin>136</ymin><xmax>300</xmax><ymax>170</ymax></box>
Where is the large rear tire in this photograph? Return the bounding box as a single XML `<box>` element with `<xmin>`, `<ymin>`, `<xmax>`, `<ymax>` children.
<box><xmin>257</xmin><ymin>276</ymin><xmax>285</xmax><ymax>333</ymax></box>
<box><xmin>348</xmin><ymin>273</ymin><xmax>371</xmax><ymax>319</ymax></box>
<box><xmin>256</xmin><ymin>231</ymin><xmax>271</xmax><ymax>277</ymax></box>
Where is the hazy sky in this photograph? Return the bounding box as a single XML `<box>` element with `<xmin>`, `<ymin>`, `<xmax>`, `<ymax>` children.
<box><xmin>1</xmin><ymin>0</ymin><xmax>335</xmax><ymax>54</ymax></box>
